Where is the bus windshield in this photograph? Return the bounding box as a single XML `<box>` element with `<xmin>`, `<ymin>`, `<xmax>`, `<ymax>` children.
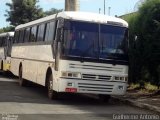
<box><xmin>63</xmin><ymin>20</ymin><xmax>128</xmax><ymax>61</ymax></box>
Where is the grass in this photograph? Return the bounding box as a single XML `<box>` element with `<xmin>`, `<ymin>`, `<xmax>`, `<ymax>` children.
<box><xmin>128</xmin><ymin>83</ymin><xmax>139</xmax><ymax>90</ymax></box>
<box><xmin>129</xmin><ymin>82</ymin><xmax>158</xmax><ymax>92</ymax></box>
<box><xmin>145</xmin><ymin>83</ymin><xmax>158</xmax><ymax>91</ymax></box>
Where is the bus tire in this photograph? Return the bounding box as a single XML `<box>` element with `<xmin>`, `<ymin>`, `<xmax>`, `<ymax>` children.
<box><xmin>47</xmin><ymin>73</ymin><xmax>58</xmax><ymax>100</ymax></box>
<box><xmin>19</xmin><ymin>65</ymin><xmax>27</xmax><ymax>86</ymax></box>
<box><xmin>98</xmin><ymin>94</ymin><xmax>111</xmax><ymax>102</ymax></box>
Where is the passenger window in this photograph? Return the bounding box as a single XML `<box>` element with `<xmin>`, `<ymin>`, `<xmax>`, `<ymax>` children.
<box><xmin>24</xmin><ymin>28</ymin><xmax>31</xmax><ymax>43</ymax></box>
<box><xmin>0</xmin><ymin>37</ymin><xmax>3</xmax><ymax>47</ymax></box>
<box><xmin>37</xmin><ymin>24</ymin><xmax>45</xmax><ymax>41</ymax></box>
<box><xmin>14</xmin><ymin>31</ymin><xmax>20</xmax><ymax>43</ymax></box>
<box><xmin>1</xmin><ymin>37</ymin><xmax>5</xmax><ymax>46</ymax></box>
<box><xmin>19</xmin><ymin>30</ymin><xmax>25</xmax><ymax>43</ymax></box>
<box><xmin>30</xmin><ymin>26</ymin><xmax>37</xmax><ymax>42</ymax></box>
<box><xmin>45</xmin><ymin>21</ymin><xmax>55</xmax><ymax>42</ymax></box>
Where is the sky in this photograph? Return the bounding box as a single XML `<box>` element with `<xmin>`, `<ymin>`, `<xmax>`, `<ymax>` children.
<box><xmin>0</xmin><ymin>0</ymin><xmax>140</xmax><ymax>28</ymax></box>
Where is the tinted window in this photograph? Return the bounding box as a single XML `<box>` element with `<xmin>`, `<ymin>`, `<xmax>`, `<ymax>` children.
<box><xmin>24</xmin><ymin>28</ymin><xmax>31</xmax><ymax>42</ymax></box>
<box><xmin>63</xmin><ymin>21</ymin><xmax>98</xmax><ymax>57</ymax></box>
<box><xmin>37</xmin><ymin>24</ymin><xmax>45</xmax><ymax>41</ymax></box>
<box><xmin>45</xmin><ymin>21</ymin><xmax>55</xmax><ymax>42</ymax></box>
<box><xmin>14</xmin><ymin>31</ymin><xmax>20</xmax><ymax>43</ymax></box>
<box><xmin>63</xmin><ymin>20</ymin><xmax>128</xmax><ymax>61</ymax></box>
<box><xmin>0</xmin><ymin>37</ymin><xmax>4</xmax><ymax>47</ymax></box>
<box><xmin>19</xmin><ymin>30</ymin><xmax>25</xmax><ymax>43</ymax></box>
<box><xmin>30</xmin><ymin>26</ymin><xmax>37</xmax><ymax>42</ymax></box>
<box><xmin>1</xmin><ymin>37</ymin><xmax>5</xmax><ymax>46</ymax></box>
<box><xmin>100</xmin><ymin>25</ymin><xmax>128</xmax><ymax>55</ymax></box>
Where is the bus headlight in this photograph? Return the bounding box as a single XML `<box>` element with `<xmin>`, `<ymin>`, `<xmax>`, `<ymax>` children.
<box><xmin>61</xmin><ymin>72</ymin><xmax>81</xmax><ymax>79</ymax></box>
<box><xmin>114</xmin><ymin>76</ymin><xmax>127</xmax><ymax>82</ymax></box>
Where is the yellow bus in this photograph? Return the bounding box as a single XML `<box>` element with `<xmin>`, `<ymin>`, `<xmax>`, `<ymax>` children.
<box><xmin>0</xmin><ymin>32</ymin><xmax>14</xmax><ymax>72</ymax></box>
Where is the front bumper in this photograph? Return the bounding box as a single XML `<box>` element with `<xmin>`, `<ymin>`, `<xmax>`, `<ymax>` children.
<box><xmin>56</xmin><ymin>78</ymin><xmax>127</xmax><ymax>95</ymax></box>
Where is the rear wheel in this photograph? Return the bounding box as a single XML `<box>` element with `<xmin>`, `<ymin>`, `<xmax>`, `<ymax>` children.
<box><xmin>47</xmin><ymin>73</ymin><xmax>58</xmax><ymax>100</ymax></box>
<box><xmin>19</xmin><ymin>66</ymin><xmax>27</xmax><ymax>86</ymax></box>
<box><xmin>98</xmin><ymin>95</ymin><xmax>111</xmax><ymax>102</ymax></box>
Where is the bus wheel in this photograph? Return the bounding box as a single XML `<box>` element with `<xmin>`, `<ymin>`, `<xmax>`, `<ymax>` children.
<box><xmin>98</xmin><ymin>95</ymin><xmax>111</xmax><ymax>102</ymax></box>
<box><xmin>47</xmin><ymin>74</ymin><xmax>58</xmax><ymax>100</ymax></box>
<box><xmin>19</xmin><ymin>66</ymin><xmax>27</xmax><ymax>86</ymax></box>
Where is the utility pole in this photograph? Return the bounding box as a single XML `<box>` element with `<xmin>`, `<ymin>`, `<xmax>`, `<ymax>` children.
<box><xmin>104</xmin><ymin>0</ymin><xmax>106</xmax><ymax>15</ymax></box>
<box><xmin>99</xmin><ymin>8</ymin><xmax>101</xmax><ymax>14</ymax></box>
<box><xmin>108</xmin><ymin>7</ymin><xmax>111</xmax><ymax>15</ymax></box>
<box><xmin>65</xmin><ymin>0</ymin><xmax>80</xmax><ymax>11</ymax></box>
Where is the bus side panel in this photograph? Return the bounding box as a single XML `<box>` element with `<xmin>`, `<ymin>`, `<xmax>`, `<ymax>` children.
<box><xmin>36</xmin><ymin>62</ymin><xmax>47</xmax><ymax>86</ymax></box>
<box><xmin>10</xmin><ymin>58</ymin><xmax>21</xmax><ymax>76</ymax></box>
<box><xmin>0</xmin><ymin>48</ymin><xmax>4</xmax><ymax>59</ymax></box>
<box><xmin>23</xmin><ymin>60</ymin><xmax>37</xmax><ymax>83</ymax></box>
<box><xmin>11</xmin><ymin>44</ymin><xmax>55</xmax><ymax>86</ymax></box>
<box><xmin>36</xmin><ymin>62</ymin><xmax>51</xmax><ymax>86</ymax></box>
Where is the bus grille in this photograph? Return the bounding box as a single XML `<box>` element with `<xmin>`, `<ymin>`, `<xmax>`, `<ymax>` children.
<box><xmin>82</xmin><ymin>74</ymin><xmax>112</xmax><ymax>81</ymax></box>
<box><xmin>69</xmin><ymin>64</ymin><xmax>124</xmax><ymax>73</ymax></box>
<box><xmin>78</xmin><ymin>83</ymin><xmax>113</xmax><ymax>93</ymax></box>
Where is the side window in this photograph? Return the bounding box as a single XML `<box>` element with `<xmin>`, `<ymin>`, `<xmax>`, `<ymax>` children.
<box><xmin>19</xmin><ymin>30</ymin><xmax>25</xmax><ymax>43</ymax></box>
<box><xmin>14</xmin><ymin>31</ymin><xmax>20</xmax><ymax>43</ymax></box>
<box><xmin>2</xmin><ymin>37</ymin><xmax>5</xmax><ymax>46</ymax></box>
<box><xmin>0</xmin><ymin>37</ymin><xmax>3</xmax><ymax>47</ymax></box>
<box><xmin>4</xmin><ymin>36</ymin><xmax>7</xmax><ymax>46</ymax></box>
<box><xmin>37</xmin><ymin>24</ymin><xmax>45</xmax><ymax>42</ymax></box>
<box><xmin>30</xmin><ymin>26</ymin><xmax>37</xmax><ymax>42</ymax></box>
<box><xmin>45</xmin><ymin>21</ymin><xmax>56</xmax><ymax>42</ymax></box>
<box><xmin>24</xmin><ymin>27</ymin><xmax>31</xmax><ymax>43</ymax></box>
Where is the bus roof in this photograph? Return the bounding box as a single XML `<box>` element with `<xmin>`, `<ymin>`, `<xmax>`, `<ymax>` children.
<box><xmin>0</xmin><ymin>32</ymin><xmax>14</xmax><ymax>37</ymax></box>
<box><xmin>16</xmin><ymin>11</ymin><xmax>128</xmax><ymax>30</ymax></box>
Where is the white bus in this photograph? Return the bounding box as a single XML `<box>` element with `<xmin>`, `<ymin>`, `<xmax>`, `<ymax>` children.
<box><xmin>11</xmin><ymin>12</ymin><xmax>129</xmax><ymax>101</ymax></box>
<box><xmin>0</xmin><ymin>32</ymin><xmax>14</xmax><ymax>72</ymax></box>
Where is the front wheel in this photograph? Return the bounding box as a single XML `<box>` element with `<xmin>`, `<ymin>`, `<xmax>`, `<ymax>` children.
<box><xmin>47</xmin><ymin>74</ymin><xmax>58</xmax><ymax>100</ymax></box>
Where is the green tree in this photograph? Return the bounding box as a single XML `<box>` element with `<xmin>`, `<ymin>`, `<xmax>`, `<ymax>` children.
<box><xmin>44</xmin><ymin>8</ymin><xmax>63</xmax><ymax>16</ymax></box>
<box><xmin>0</xmin><ymin>26</ymin><xmax>15</xmax><ymax>34</ymax></box>
<box><xmin>123</xmin><ymin>0</ymin><xmax>160</xmax><ymax>86</ymax></box>
<box><xmin>0</xmin><ymin>29</ymin><xmax>4</xmax><ymax>34</ymax></box>
<box><xmin>5</xmin><ymin>0</ymin><xmax>44</xmax><ymax>26</ymax></box>
<box><xmin>137</xmin><ymin>0</ymin><xmax>160</xmax><ymax>85</ymax></box>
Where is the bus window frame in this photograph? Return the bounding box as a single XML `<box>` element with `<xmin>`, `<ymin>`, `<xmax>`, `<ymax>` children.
<box><xmin>14</xmin><ymin>31</ymin><xmax>20</xmax><ymax>43</ymax></box>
